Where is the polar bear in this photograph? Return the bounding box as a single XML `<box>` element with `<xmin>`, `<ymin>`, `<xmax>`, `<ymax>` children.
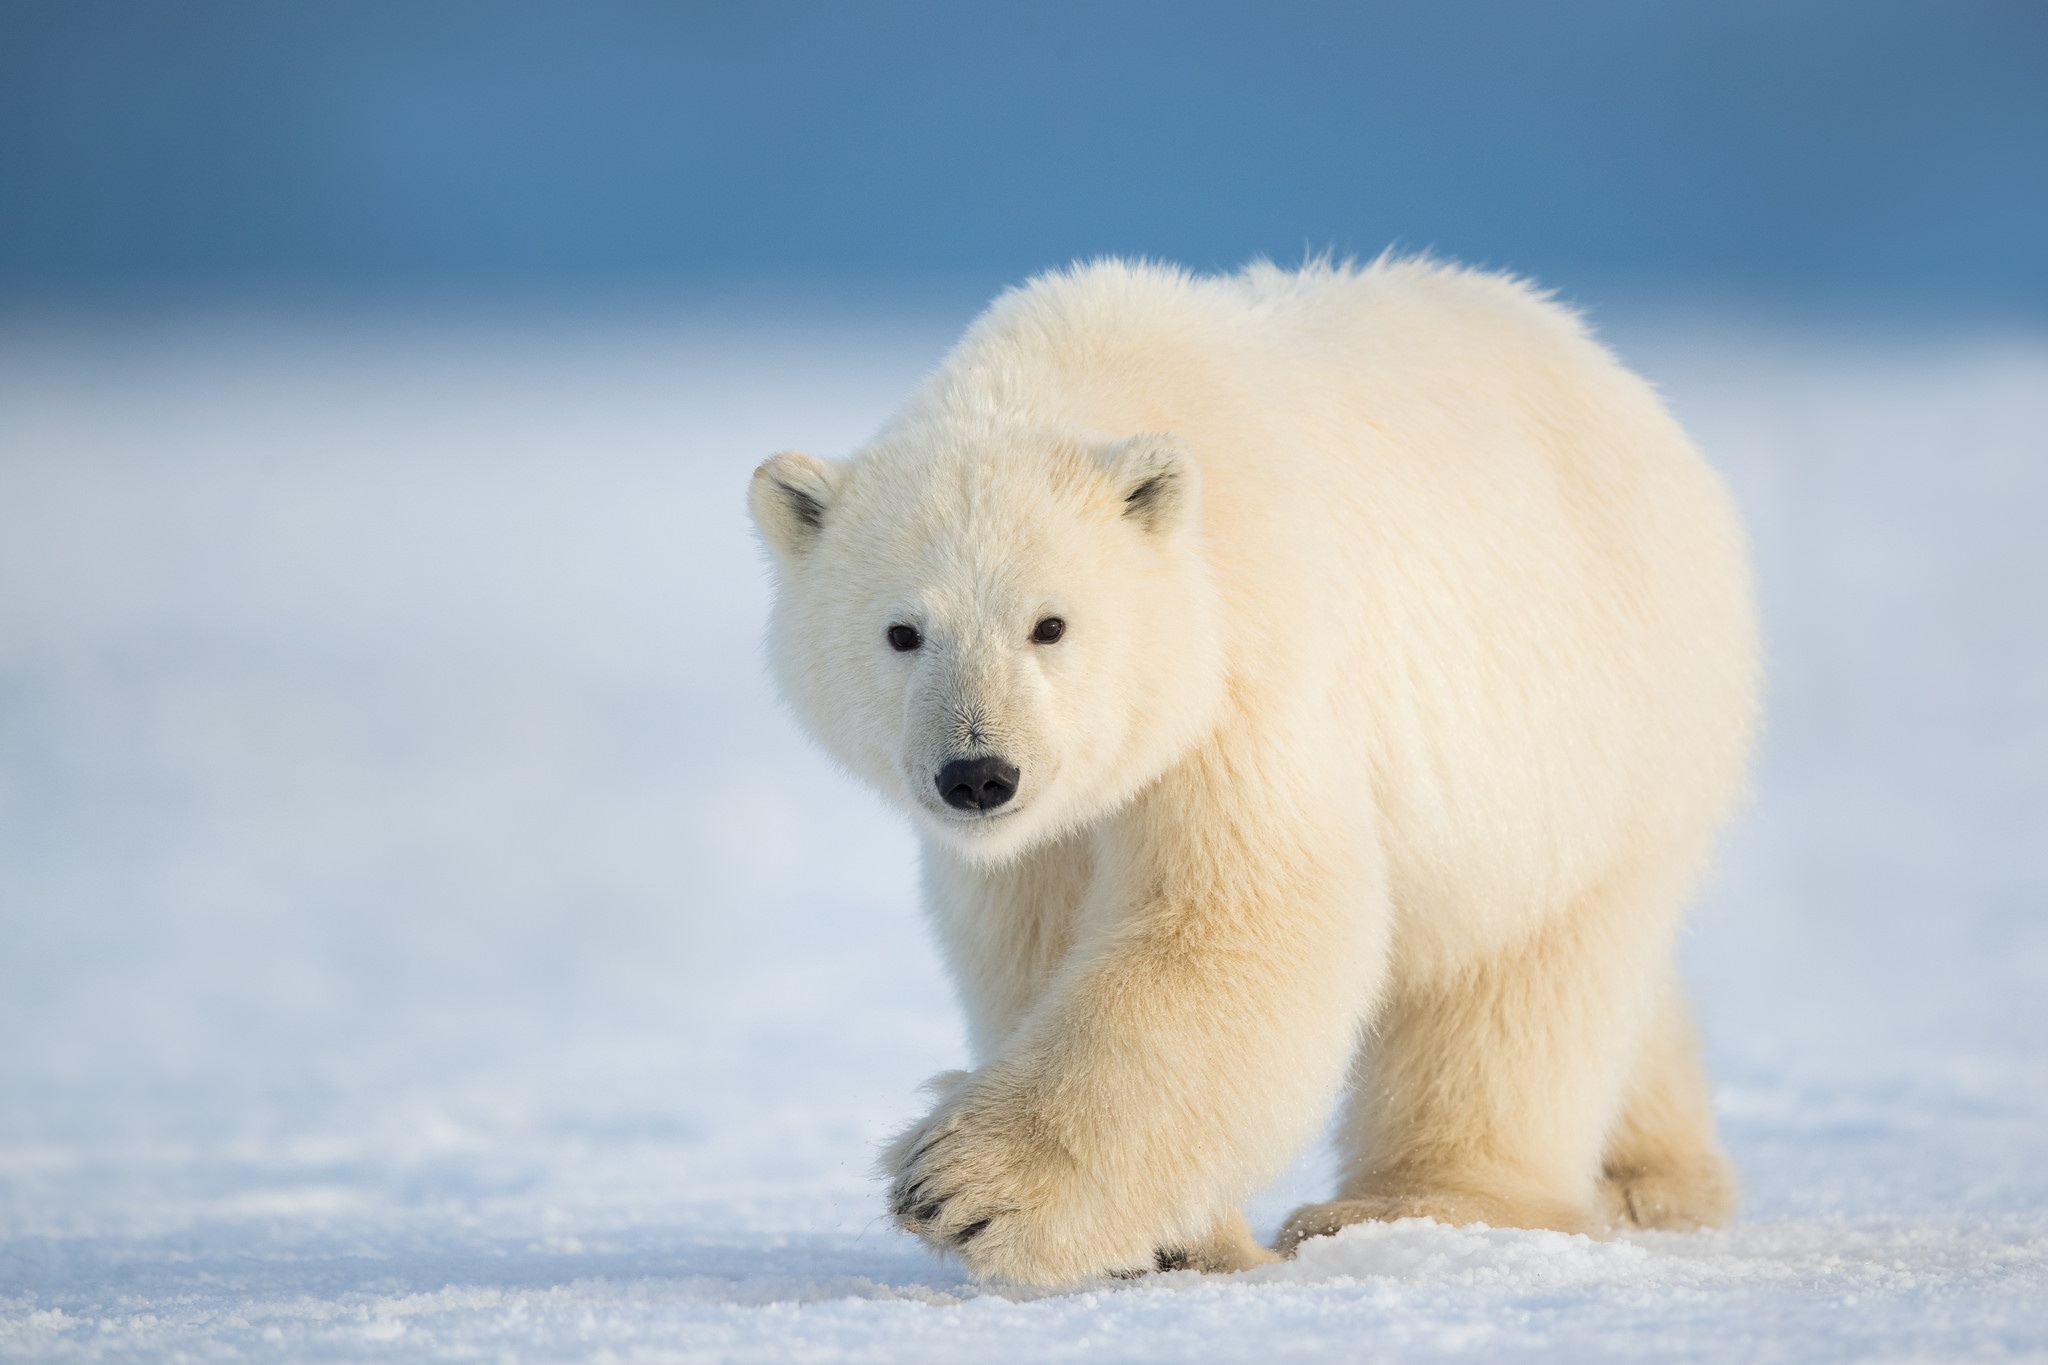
<box><xmin>747</xmin><ymin>258</ymin><xmax>1756</xmax><ymax>1286</ymax></box>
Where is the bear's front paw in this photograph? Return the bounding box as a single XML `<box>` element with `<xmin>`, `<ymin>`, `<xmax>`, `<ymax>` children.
<box><xmin>884</xmin><ymin>1079</ymin><xmax>1137</xmax><ymax>1285</ymax></box>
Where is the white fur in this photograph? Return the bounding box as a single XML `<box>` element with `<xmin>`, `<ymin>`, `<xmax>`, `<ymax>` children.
<box><xmin>748</xmin><ymin>258</ymin><xmax>1757</xmax><ymax>1286</ymax></box>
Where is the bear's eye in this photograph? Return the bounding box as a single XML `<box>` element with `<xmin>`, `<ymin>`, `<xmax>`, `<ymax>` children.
<box><xmin>886</xmin><ymin>624</ymin><xmax>923</xmax><ymax>652</ymax></box>
<box><xmin>1031</xmin><ymin>616</ymin><xmax>1066</xmax><ymax>645</ymax></box>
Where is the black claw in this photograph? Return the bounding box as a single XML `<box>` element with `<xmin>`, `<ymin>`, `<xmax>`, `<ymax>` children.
<box><xmin>1154</xmin><ymin>1247</ymin><xmax>1190</xmax><ymax>1272</ymax></box>
<box><xmin>913</xmin><ymin>1200</ymin><xmax>945</xmax><ymax>1223</ymax></box>
<box><xmin>954</xmin><ymin>1218</ymin><xmax>992</xmax><ymax>1245</ymax></box>
<box><xmin>893</xmin><ymin>1179</ymin><xmax>933</xmax><ymax>1218</ymax></box>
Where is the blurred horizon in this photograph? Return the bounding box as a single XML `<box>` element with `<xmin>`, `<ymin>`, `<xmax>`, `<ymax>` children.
<box><xmin>3</xmin><ymin>0</ymin><xmax>2045</xmax><ymax>319</ymax></box>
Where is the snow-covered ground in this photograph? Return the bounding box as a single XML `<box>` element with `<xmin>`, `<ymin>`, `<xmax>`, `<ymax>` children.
<box><xmin>1</xmin><ymin>305</ymin><xmax>2043</xmax><ymax>1362</ymax></box>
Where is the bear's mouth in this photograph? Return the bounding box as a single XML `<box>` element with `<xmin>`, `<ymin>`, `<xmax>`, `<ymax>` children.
<box><xmin>922</xmin><ymin>800</ymin><xmax>1022</xmax><ymax>827</ymax></box>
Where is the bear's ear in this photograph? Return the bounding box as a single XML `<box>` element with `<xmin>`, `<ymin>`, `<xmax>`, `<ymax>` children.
<box><xmin>1103</xmin><ymin>432</ymin><xmax>1198</xmax><ymax>534</ymax></box>
<box><xmin>749</xmin><ymin>451</ymin><xmax>839</xmax><ymax>560</ymax></box>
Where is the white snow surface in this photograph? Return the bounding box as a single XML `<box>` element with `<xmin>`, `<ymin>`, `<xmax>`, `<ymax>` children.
<box><xmin>0</xmin><ymin>306</ymin><xmax>2043</xmax><ymax>1362</ymax></box>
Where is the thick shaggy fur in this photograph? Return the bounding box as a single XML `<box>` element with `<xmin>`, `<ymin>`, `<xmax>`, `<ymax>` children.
<box><xmin>748</xmin><ymin>258</ymin><xmax>1757</xmax><ymax>1286</ymax></box>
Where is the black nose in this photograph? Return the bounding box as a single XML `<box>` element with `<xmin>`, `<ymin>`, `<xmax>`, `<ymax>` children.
<box><xmin>936</xmin><ymin>756</ymin><xmax>1020</xmax><ymax>812</ymax></box>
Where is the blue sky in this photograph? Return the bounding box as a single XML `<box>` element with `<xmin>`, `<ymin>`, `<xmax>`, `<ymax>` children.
<box><xmin>2</xmin><ymin>0</ymin><xmax>2043</xmax><ymax>311</ymax></box>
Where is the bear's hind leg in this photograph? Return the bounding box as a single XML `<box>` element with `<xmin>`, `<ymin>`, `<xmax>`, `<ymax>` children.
<box><xmin>1278</xmin><ymin>869</ymin><xmax>1677</xmax><ymax>1254</ymax></box>
<box><xmin>1598</xmin><ymin>972</ymin><xmax>1737</xmax><ymax>1231</ymax></box>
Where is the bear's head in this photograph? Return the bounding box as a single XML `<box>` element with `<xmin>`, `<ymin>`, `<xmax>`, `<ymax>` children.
<box><xmin>749</xmin><ymin>426</ymin><xmax>1225</xmax><ymax>863</ymax></box>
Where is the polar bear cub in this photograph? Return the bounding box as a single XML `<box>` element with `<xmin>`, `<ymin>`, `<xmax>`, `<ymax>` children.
<box><xmin>748</xmin><ymin>258</ymin><xmax>1756</xmax><ymax>1286</ymax></box>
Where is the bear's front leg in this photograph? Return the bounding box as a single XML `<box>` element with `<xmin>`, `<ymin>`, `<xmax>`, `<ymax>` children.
<box><xmin>887</xmin><ymin>757</ymin><xmax>1387</xmax><ymax>1285</ymax></box>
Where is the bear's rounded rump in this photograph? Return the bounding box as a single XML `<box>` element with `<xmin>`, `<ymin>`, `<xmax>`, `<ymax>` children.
<box><xmin>749</xmin><ymin>257</ymin><xmax>1757</xmax><ymax>1285</ymax></box>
